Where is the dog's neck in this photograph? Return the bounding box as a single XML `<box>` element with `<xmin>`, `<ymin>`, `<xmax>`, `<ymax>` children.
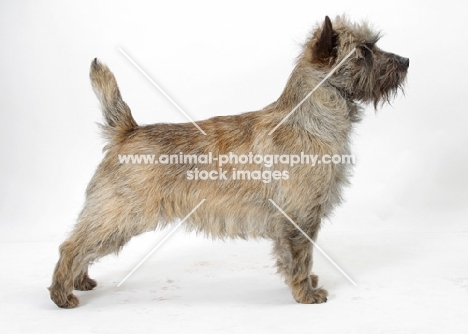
<box><xmin>272</xmin><ymin>65</ymin><xmax>360</xmax><ymax>144</ymax></box>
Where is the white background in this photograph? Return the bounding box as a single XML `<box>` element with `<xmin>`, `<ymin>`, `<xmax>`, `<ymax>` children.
<box><xmin>1</xmin><ymin>0</ymin><xmax>467</xmax><ymax>333</ymax></box>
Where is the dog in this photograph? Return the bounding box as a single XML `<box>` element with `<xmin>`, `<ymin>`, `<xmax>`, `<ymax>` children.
<box><xmin>49</xmin><ymin>15</ymin><xmax>408</xmax><ymax>308</ymax></box>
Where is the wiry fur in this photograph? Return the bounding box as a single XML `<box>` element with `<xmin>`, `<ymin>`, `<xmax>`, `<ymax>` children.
<box><xmin>49</xmin><ymin>16</ymin><xmax>408</xmax><ymax>308</ymax></box>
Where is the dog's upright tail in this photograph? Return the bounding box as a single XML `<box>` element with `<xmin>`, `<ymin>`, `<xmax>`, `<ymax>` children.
<box><xmin>90</xmin><ymin>58</ymin><xmax>137</xmax><ymax>144</ymax></box>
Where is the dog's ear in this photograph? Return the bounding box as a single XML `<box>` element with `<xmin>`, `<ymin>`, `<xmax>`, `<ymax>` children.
<box><xmin>313</xmin><ymin>16</ymin><xmax>336</xmax><ymax>63</ymax></box>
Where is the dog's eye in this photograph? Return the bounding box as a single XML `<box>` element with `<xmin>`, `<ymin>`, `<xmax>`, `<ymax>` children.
<box><xmin>362</xmin><ymin>43</ymin><xmax>374</xmax><ymax>53</ymax></box>
<box><xmin>360</xmin><ymin>43</ymin><xmax>374</xmax><ymax>60</ymax></box>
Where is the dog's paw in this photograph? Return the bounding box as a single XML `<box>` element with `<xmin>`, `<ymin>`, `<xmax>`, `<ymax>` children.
<box><xmin>294</xmin><ymin>287</ymin><xmax>328</xmax><ymax>304</ymax></box>
<box><xmin>74</xmin><ymin>276</ymin><xmax>97</xmax><ymax>291</ymax></box>
<box><xmin>60</xmin><ymin>294</ymin><xmax>80</xmax><ymax>308</ymax></box>
<box><xmin>50</xmin><ymin>289</ymin><xmax>80</xmax><ymax>309</ymax></box>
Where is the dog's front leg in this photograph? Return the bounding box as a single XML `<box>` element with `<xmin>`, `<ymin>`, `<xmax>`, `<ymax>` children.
<box><xmin>273</xmin><ymin>223</ymin><xmax>328</xmax><ymax>304</ymax></box>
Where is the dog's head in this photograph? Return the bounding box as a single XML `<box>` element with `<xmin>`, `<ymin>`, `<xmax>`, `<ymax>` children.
<box><xmin>302</xmin><ymin>16</ymin><xmax>409</xmax><ymax>107</ymax></box>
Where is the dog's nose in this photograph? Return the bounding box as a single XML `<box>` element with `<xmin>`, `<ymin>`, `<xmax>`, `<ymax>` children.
<box><xmin>402</xmin><ymin>57</ymin><xmax>409</xmax><ymax>68</ymax></box>
<box><xmin>398</xmin><ymin>56</ymin><xmax>409</xmax><ymax>70</ymax></box>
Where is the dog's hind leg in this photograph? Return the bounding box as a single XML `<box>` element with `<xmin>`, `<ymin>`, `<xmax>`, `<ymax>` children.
<box><xmin>48</xmin><ymin>199</ymin><xmax>153</xmax><ymax>308</ymax></box>
<box><xmin>48</xmin><ymin>239</ymin><xmax>81</xmax><ymax>308</ymax></box>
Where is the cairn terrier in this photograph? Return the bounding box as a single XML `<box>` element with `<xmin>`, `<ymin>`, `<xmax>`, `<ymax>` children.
<box><xmin>49</xmin><ymin>15</ymin><xmax>408</xmax><ymax>308</ymax></box>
